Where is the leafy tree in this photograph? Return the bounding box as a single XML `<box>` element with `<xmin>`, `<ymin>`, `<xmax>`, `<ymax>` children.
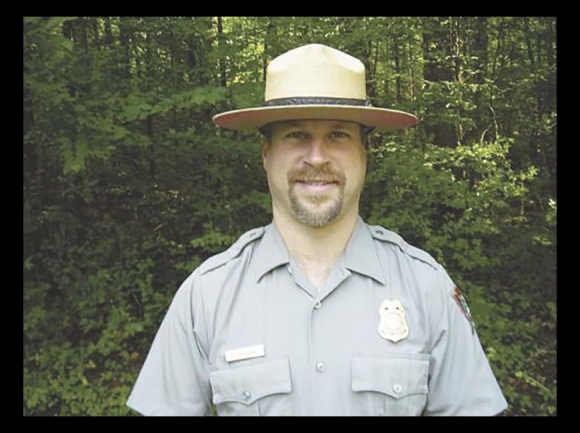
<box><xmin>24</xmin><ymin>17</ymin><xmax>556</xmax><ymax>416</ymax></box>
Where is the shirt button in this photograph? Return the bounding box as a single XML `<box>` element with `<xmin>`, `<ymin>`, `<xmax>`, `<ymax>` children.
<box><xmin>242</xmin><ymin>390</ymin><xmax>252</xmax><ymax>400</ymax></box>
<box><xmin>314</xmin><ymin>301</ymin><xmax>322</xmax><ymax>310</ymax></box>
<box><xmin>287</xmin><ymin>265</ymin><xmax>293</xmax><ymax>275</ymax></box>
<box><xmin>316</xmin><ymin>362</ymin><xmax>326</xmax><ymax>372</ymax></box>
<box><xmin>393</xmin><ymin>384</ymin><xmax>403</xmax><ymax>394</ymax></box>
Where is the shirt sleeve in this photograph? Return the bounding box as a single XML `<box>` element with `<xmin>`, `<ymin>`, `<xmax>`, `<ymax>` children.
<box><xmin>423</xmin><ymin>266</ymin><xmax>508</xmax><ymax>416</ymax></box>
<box><xmin>126</xmin><ymin>271</ymin><xmax>213</xmax><ymax>416</ymax></box>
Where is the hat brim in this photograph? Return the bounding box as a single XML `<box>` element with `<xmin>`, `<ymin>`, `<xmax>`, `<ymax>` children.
<box><xmin>212</xmin><ymin>105</ymin><xmax>417</xmax><ymax>132</ymax></box>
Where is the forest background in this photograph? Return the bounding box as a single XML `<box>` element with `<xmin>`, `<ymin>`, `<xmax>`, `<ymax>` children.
<box><xmin>23</xmin><ymin>16</ymin><xmax>557</xmax><ymax>416</ymax></box>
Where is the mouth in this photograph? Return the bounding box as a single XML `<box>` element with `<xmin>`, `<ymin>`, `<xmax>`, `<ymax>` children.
<box><xmin>295</xmin><ymin>179</ymin><xmax>339</xmax><ymax>193</ymax></box>
<box><xmin>296</xmin><ymin>179</ymin><xmax>338</xmax><ymax>186</ymax></box>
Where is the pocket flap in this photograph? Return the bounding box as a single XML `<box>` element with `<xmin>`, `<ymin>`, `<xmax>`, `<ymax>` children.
<box><xmin>352</xmin><ymin>354</ymin><xmax>429</xmax><ymax>399</ymax></box>
<box><xmin>210</xmin><ymin>358</ymin><xmax>292</xmax><ymax>405</ymax></box>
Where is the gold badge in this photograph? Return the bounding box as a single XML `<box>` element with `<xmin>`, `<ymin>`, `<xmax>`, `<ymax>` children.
<box><xmin>378</xmin><ymin>299</ymin><xmax>409</xmax><ymax>343</ymax></box>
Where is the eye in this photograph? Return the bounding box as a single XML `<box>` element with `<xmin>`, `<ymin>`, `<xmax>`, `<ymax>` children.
<box><xmin>329</xmin><ymin>130</ymin><xmax>352</xmax><ymax>140</ymax></box>
<box><xmin>285</xmin><ymin>131</ymin><xmax>308</xmax><ymax>140</ymax></box>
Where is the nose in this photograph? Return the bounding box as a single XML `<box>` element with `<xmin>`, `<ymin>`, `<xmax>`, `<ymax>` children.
<box><xmin>303</xmin><ymin>138</ymin><xmax>329</xmax><ymax>166</ymax></box>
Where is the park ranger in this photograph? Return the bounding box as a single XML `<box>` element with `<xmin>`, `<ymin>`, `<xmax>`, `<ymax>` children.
<box><xmin>126</xmin><ymin>44</ymin><xmax>508</xmax><ymax>416</ymax></box>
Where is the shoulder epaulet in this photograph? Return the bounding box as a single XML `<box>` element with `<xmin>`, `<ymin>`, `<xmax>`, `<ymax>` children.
<box><xmin>369</xmin><ymin>225</ymin><xmax>439</xmax><ymax>270</ymax></box>
<box><xmin>196</xmin><ymin>226</ymin><xmax>266</xmax><ymax>275</ymax></box>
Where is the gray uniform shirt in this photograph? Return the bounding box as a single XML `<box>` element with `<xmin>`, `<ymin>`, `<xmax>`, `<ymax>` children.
<box><xmin>126</xmin><ymin>217</ymin><xmax>508</xmax><ymax>416</ymax></box>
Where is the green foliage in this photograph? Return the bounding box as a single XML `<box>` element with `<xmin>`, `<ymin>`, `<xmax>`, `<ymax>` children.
<box><xmin>364</xmin><ymin>130</ymin><xmax>555</xmax><ymax>416</ymax></box>
<box><xmin>470</xmin><ymin>288</ymin><xmax>557</xmax><ymax>416</ymax></box>
<box><xmin>24</xmin><ymin>17</ymin><xmax>555</xmax><ymax>416</ymax></box>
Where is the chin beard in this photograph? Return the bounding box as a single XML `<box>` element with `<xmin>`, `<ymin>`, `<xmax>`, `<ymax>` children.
<box><xmin>289</xmin><ymin>188</ymin><xmax>344</xmax><ymax>228</ymax></box>
<box><xmin>286</xmin><ymin>165</ymin><xmax>347</xmax><ymax>227</ymax></box>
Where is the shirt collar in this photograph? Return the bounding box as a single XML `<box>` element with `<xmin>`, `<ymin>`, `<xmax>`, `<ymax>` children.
<box><xmin>253</xmin><ymin>217</ymin><xmax>386</xmax><ymax>285</ymax></box>
<box><xmin>342</xmin><ymin>217</ymin><xmax>386</xmax><ymax>285</ymax></box>
<box><xmin>254</xmin><ymin>223</ymin><xmax>291</xmax><ymax>283</ymax></box>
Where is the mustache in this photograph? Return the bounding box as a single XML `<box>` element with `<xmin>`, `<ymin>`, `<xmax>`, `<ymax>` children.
<box><xmin>288</xmin><ymin>166</ymin><xmax>346</xmax><ymax>184</ymax></box>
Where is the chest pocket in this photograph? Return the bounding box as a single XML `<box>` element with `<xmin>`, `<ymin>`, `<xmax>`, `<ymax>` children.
<box><xmin>352</xmin><ymin>354</ymin><xmax>430</xmax><ymax>416</ymax></box>
<box><xmin>210</xmin><ymin>358</ymin><xmax>293</xmax><ymax>416</ymax></box>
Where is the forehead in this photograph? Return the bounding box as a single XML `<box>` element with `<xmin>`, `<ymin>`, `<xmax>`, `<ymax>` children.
<box><xmin>269</xmin><ymin>119</ymin><xmax>362</xmax><ymax>131</ymax></box>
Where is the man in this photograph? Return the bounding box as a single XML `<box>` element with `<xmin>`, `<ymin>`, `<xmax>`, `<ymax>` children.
<box><xmin>126</xmin><ymin>44</ymin><xmax>508</xmax><ymax>416</ymax></box>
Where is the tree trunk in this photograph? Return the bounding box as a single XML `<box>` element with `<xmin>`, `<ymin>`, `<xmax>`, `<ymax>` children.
<box><xmin>104</xmin><ymin>17</ymin><xmax>113</xmax><ymax>46</ymax></box>
<box><xmin>473</xmin><ymin>17</ymin><xmax>488</xmax><ymax>85</ymax></box>
<box><xmin>393</xmin><ymin>40</ymin><xmax>402</xmax><ymax>102</ymax></box>
<box><xmin>217</xmin><ymin>16</ymin><xmax>227</xmax><ymax>87</ymax></box>
<box><xmin>148</xmin><ymin>116</ymin><xmax>156</xmax><ymax>180</ymax></box>
<box><xmin>450</xmin><ymin>17</ymin><xmax>465</xmax><ymax>146</ymax></box>
<box><xmin>421</xmin><ymin>17</ymin><xmax>456</xmax><ymax>147</ymax></box>
<box><xmin>186</xmin><ymin>32</ymin><xmax>197</xmax><ymax>84</ymax></box>
<box><xmin>76</xmin><ymin>17</ymin><xmax>90</xmax><ymax>56</ymax></box>
<box><xmin>91</xmin><ymin>17</ymin><xmax>100</xmax><ymax>48</ymax></box>
<box><xmin>263</xmin><ymin>18</ymin><xmax>278</xmax><ymax>82</ymax></box>
<box><xmin>119</xmin><ymin>16</ymin><xmax>132</xmax><ymax>80</ymax></box>
<box><xmin>467</xmin><ymin>17</ymin><xmax>490</xmax><ymax>145</ymax></box>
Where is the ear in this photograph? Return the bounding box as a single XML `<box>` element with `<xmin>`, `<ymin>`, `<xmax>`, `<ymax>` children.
<box><xmin>261</xmin><ymin>141</ymin><xmax>270</xmax><ymax>171</ymax></box>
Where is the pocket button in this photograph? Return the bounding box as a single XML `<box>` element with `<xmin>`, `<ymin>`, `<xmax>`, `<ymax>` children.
<box><xmin>393</xmin><ymin>384</ymin><xmax>403</xmax><ymax>394</ymax></box>
<box><xmin>242</xmin><ymin>390</ymin><xmax>252</xmax><ymax>400</ymax></box>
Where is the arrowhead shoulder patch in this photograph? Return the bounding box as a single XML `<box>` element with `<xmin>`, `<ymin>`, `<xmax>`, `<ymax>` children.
<box><xmin>452</xmin><ymin>286</ymin><xmax>476</xmax><ymax>334</ymax></box>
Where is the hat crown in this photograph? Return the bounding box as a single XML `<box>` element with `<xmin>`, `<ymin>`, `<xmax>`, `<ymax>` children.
<box><xmin>264</xmin><ymin>44</ymin><xmax>367</xmax><ymax>102</ymax></box>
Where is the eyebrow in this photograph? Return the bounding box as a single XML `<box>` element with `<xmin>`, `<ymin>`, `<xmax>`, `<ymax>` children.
<box><xmin>277</xmin><ymin>120</ymin><xmax>358</xmax><ymax>129</ymax></box>
<box><xmin>328</xmin><ymin>121</ymin><xmax>356</xmax><ymax>130</ymax></box>
<box><xmin>279</xmin><ymin>121</ymin><xmax>304</xmax><ymax>129</ymax></box>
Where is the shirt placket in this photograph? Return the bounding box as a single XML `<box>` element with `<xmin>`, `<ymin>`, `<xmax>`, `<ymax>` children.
<box><xmin>307</xmin><ymin>263</ymin><xmax>352</xmax><ymax>415</ymax></box>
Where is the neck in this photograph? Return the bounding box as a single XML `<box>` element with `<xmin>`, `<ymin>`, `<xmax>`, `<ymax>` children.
<box><xmin>273</xmin><ymin>209</ymin><xmax>359</xmax><ymax>288</ymax></box>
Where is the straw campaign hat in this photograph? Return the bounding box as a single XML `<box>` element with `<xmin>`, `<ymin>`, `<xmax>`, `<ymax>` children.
<box><xmin>212</xmin><ymin>43</ymin><xmax>417</xmax><ymax>132</ymax></box>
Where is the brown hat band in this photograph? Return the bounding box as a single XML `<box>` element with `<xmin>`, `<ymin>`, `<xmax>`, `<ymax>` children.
<box><xmin>263</xmin><ymin>97</ymin><xmax>373</xmax><ymax>108</ymax></box>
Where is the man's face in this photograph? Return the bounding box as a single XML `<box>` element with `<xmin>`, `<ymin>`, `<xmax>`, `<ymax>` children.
<box><xmin>262</xmin><ymin>119</ymin><xmax>367</xmax><ymax>228</ymax></box>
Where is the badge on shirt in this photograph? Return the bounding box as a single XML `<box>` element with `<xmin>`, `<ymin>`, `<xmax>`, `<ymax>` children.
<box><xmin>453</xmin><ymin>286</ymin><xmax>476</xmax><ymax>334</ymax></box>
<box><xmin>378</xmin><ymin>299</ymin><xmax>409</xmax><ymax>343</ymax></box>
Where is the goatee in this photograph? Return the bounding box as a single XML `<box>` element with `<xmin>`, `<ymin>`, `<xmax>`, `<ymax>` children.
<box><xmin>287</xmin><ymin>165</ymin><xmax>346</xmax><ymax>228</ymax></box>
